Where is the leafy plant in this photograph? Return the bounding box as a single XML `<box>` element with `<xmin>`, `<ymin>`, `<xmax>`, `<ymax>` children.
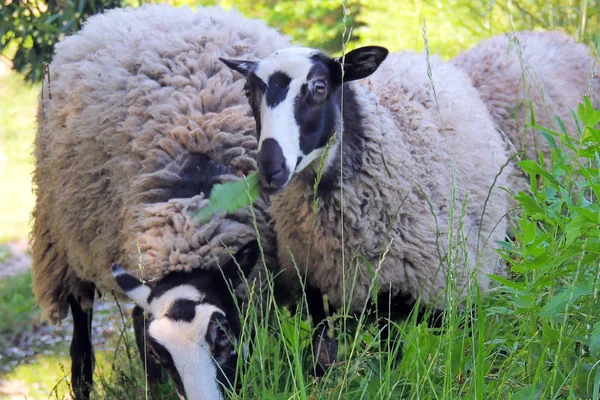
<box><xmin>189</xmin><ymin>172</ymin><xmax>260</xmax><ymax>224</ymax></box>
<box><xmin>491</xmin><ymin>96</ymin><xmax>600</xmax><ymax>398</ymax></box>
<box><xmin>1</xmin><ymin>0</ymin><xmax>122</xmax><ymax>82</ymax></box>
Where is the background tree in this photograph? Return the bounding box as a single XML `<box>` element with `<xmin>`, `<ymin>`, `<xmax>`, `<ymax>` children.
<box><xmin>218</xmin><ymin>0</ymin><xmax>362</xmax><ymax>54</ymax></box>
<box><xmin>355</xmin><ymin>0</ymin><xmax>599</xmax><ymax>58</ymax></box>
<box><xmin>1</xmin><ymin>0</ymin><xmax>598</xmax><ymax>82</ymax></box>
<box><xmin>1</xmin><ymin>0</ymin><xmax>123</xmax><ymax>82</ymax></box>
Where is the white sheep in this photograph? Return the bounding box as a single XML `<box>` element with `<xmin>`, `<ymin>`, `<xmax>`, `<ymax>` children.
<box><xmin>31</xmin><ymin>4</ymin><xmax>290</xmax><ymax>399</ymax></box>
<box><xmin>452</xmin><ymin>30</ymin><xmax>600</xmax><ymax>188</ymax></box>
<box><xmin>221</xmin><ymin>46</ymin><xmax>513</xmax><ymax>372</ymax></box>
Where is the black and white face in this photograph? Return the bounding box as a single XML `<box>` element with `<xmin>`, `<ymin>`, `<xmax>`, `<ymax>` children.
<box><xmin>112</xmin><ymin>240</ymin><xmax>260</xmax><ymax>400</ymax></box>
<box><xmin>220</xmin><ymin>46</ymin><xmax>388</xmax><ymax>194</ymax></box>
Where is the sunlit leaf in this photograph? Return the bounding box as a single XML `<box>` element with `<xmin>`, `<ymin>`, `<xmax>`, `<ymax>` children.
<box><xmin>189</xmin><ymin>172</ymin><xmax>260</xmax><ymax>225</ymax></box>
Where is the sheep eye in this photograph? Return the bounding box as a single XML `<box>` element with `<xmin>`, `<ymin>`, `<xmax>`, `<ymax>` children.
<box><xmin>216</xmin><ymin>327</ymin><xmax>229</xmax><ymax>343</ymax></box>
<box><xmin>313</xmin><ymin>80</ymin><xmax>327</xmax><ymax>95</ymax></box>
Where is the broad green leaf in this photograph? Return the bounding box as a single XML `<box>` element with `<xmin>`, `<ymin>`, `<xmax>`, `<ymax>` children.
<box><xmin>534</xmin><ymin>124</ymin><xmax>558</xmax><ymax>149</ymax></box>
<box><xmin>564</xmin><ymin>215</ymin><xmax>588</xmax><ymax>246</ymax></box>
<box><xmin>519</xmin><ymin>217</ymin><xmax>537</xmax><ymax>244</ymax></box>
<box><xmin>514</xmin><ymin>293</ymin><xmax>535</xmax><ymax>309</ymax></box>
<box><xmin>578</xmin><ymin>96</ymin><xmax>600</xmax><ymax>128</ymax></box>
<box><xmin>526</xmin><ymin>252</ymin><xmax>553</xmax><ymax>271</ymax></box>
<box><xmin>515</xmin><ymin>193</ymin><xmax>544</xmax><ymax>216</ymax></box>
<box><xmin>518</xmin><ymin>160</ymin><xmax>558</xmax><ymax>183</ymax></box>
<box><xmin>541</xmin><ymin>320</ymin><xmax>560</xmax><ymax>344</ymax></box>
<box><xmin>189</xmin><ymin>172</ymin><xmax>260</xmax><ymax>225</ymax></box>
<box><xmin>488</xmin><ymin>274</ymin><xmax>524</xmax><ymax>290</ymax></box>
<box><xmin>540</xmin><ymin>284</ymin><xmax>593</xmax><ymax>317</ymax></box>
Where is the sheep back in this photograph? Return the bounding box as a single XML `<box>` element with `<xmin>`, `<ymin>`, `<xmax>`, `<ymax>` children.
<box><xmin>452</xmin><ymin>30</ymin><xmax>600</xmax><ymax>166</ymax></box>
<box><xmin>31</xmin><ymin>4</ymin><xmax>290</xmax><ymax>323</ymax></box>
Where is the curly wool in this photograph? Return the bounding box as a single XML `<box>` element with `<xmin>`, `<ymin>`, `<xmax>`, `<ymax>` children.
<box><xmin>271</xmin><ymin>52</ymin><xmax>513</xmax><ymax>312</ymax></box>
<box><xmin>31</xmin><ymin>4</ymin><xmax>290</xmax><ymax>324</ymax></box>
<box><xmin>452</xmin><ymin>30</ymin><xmax>600</xmax><ymax>169</ymax></box>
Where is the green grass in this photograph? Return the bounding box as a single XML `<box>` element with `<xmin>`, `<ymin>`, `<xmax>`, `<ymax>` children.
<box><xmin>3</xmin><ymin>97</ymin><xmax>594</xmax><ymax>400</ymax></box>
<box><xmin>0</xmin><ymin>69</ymin><xmax>39</xmax><ymax>244</ymax></box>
<box><xmin>2</xmin><ymin>353</ymin><xmax>72</xmax><ymax>399</ymax></box>
<box><xmin>0</xmin><ymin>271</ymin><xmax>39</xmax><ymax>350</ymax></box>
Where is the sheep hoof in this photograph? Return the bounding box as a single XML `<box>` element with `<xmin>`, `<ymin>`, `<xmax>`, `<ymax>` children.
<box><xmin>312</xmin><ymin>323</ymin><xmax>338</xmax><ymax>377</ymax></box>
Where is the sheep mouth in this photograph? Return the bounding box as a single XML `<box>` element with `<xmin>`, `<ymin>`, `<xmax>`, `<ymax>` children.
<box><xmin>258</xmin><ymin>180</ymin><xmax>286</xmax><ymax>196</ymax></box>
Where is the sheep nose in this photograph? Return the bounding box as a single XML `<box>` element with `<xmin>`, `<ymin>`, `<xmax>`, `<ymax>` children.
<box><xmin>258</xmin><ymin>138</ymin><xmax>289</xmax><ymax>193</ymax></box>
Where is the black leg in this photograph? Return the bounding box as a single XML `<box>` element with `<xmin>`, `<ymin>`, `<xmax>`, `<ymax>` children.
<box><xmin>68</xmin><ymin>284</ymin><xmax>95</xmax><ymax>400</ymax></box>
<box><xmin>132</xmin><ymin>305</ymin><xmax>165</xmax><ymax>394</ymax></box>
<box><xmin>375</xmin><ymin>291</ymin><xmax>447</xmax><ymax>362</ymax></box>
<box><xmin>305</xmin><ymin>284</ymin><xmax>338</xmax><ymax>377</ymax></box>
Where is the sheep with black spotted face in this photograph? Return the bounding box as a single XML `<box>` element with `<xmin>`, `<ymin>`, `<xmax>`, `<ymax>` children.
<box><xmin>111</xmin><ymin>241</ymin><xmax>258</xmax><ymax>400</ymax></box>
<box><xmin>31</xmin><ymin>4</ymin><xmax>290</xmax><ymax>399</ymax></box>
<box><xmin>221</xmin><ymin>45</ymin><xmax>513</xmax><ymax>372</ymax></box>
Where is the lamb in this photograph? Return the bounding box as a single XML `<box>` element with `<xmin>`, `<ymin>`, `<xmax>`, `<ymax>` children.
<box><xmin>220</xmin><ymin>46</ymin><xmax>513</xmax><ymax>371</ymax></box>
<box><xmin>31</xmin><ymin>4</ymin><xmax>290</xmax><ymax>399</ymax></box>
<box><xmin>452</xmin><ymin>30</ymin><xmax>600</xmax><ymax>183</ymax></box>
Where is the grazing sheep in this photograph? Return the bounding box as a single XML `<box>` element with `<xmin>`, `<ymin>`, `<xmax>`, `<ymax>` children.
<box><xmin>221</xmin><ymin>46</ymin><xmax>513</xmax><ymax>371</ymax></box>
<box><xmin>31</xmin><ymin>4</ymin><xmax>290</xmax><ymax>399</ymax></box>
<box><xmin>452</xmin><ymin>30</ymin><xmax>600</xmax><ymax>180</ymax></box>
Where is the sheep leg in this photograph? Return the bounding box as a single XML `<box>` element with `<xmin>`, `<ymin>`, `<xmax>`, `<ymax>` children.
<box><xmin>68</xmin><ymin>285</ymin><xmax>95</xmax><ymax>400</ymax></box>
<box><xmin>132</xmin><ymin>305</ymin><xmax>165</xmax><ymax>395</ymax></box>
<box><xmin>376</xmin><ymin>291</ymin><xmax>446</xmax><ymax>361</ymax></box>
<box><xmin>305</xmin><ymin>284</ymin><xmax>338</xmax><ymax>377</ymax></box>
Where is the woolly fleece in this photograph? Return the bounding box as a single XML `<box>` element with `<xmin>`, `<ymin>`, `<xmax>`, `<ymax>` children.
<box><xmin>271</xmin><ymin>52</ymin><xmax>513</xmax><ymax>312</ymax></box>
<box><xmin>31</xmin><ymin>4</ymin><xmax>290</xmax><ymax>323</ymax></box>
<box><xmin>452</xmin><ymin>30</ymin><xmax>600</xmax><ymax>169</ymax></box>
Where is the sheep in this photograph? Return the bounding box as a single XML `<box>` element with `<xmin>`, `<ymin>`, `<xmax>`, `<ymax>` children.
<box><xmin>31</xmin><ymin>4</ymin><xmax>290</xmax><ymax>399</ymax></box>
<box><xmin>452</xmin><ymin>30</ymin><xmax>600</xmax><ymax>190</ymax></box>
<box><xmin>220</xmin><ymin>46</ymin><xmax>513</xmax><ymax>372</ymax></box>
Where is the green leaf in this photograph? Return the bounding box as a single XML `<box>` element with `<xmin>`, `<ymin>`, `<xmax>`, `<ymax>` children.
<box><xmin>578</xmin><ymin>96</ymin><xmax>600</xmax><ymax>128</ymax></box>
<box><xmin>514</xmin><ymin>293</ymin><xmax>535</xmax><ymax>309</ymax></box>
<box><xmin>488</xmin><ymin>274</ymin><xmax>524</xmax><ymax>290</ymax></box>
<box><xmin>534</xmin><ymin>124</ymin><xmax>558</xmax><ymax>149</ymax></box>
<box><xmin>540</xmin><ymin>284</ymin><xmax>593</xmax><ymax>317</ymax></box>
<box><xmin>527</xmin><ymin>252</ymin><xmax>553</xmax><ymax>271</ymax></box>
<box><xmin>189</xmin><ymin>172</ymin><xmax>260</xmax><ymax>225</ymax></box>
<box><xmin>541</xmin><ymin>320</ymin><xmax>560</xmax><ymax>344</ymax></box>
<box><xmin>564</xmin><ymin>215</ymin><xmax>588</xmax><ymax>246</ymax></box>
<box><xmin>518</xmin><ymin>159</ymin><xmax>558</xmax><ymax>184</ymax></box>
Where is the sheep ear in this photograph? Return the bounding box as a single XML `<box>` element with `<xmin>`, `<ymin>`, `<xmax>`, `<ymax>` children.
<box><xmin>221</xmin><ymin>240</ymin><xmax>260</xmax><ymax>288</ymax></box>
<box><xmin>112</xmin><ymin>264</ymin><xmax>152</xmax><ymax>309</ymax></box>
<box><xmin>219</xmin><ymin>58</ymin><xmax>257</xmax><ymax>77</ymax></box>
<box><xmin>332</xmin><ymin>46</ymin><xmax>388</xmax><ymax>83</ymax></box>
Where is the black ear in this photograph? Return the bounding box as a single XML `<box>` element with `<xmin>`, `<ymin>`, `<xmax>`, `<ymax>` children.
<box><xmin>112</xmin><ymin>263</ymin><xmax>152</xmax><ymax>309</ymax></box>
<box><xmin>331</xmin><ymin>46</ymin><xmax>388</xmax><ymax>83</ymax></box>
<box><xmin>221</xmin><ymin>240</ymin><xmax>260</xmax><ymax>287</ymax></box>
<box><xmin>219</xmin><ymin>58</ymin><xmax>258</xmax><ymax>77</ymax></box>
